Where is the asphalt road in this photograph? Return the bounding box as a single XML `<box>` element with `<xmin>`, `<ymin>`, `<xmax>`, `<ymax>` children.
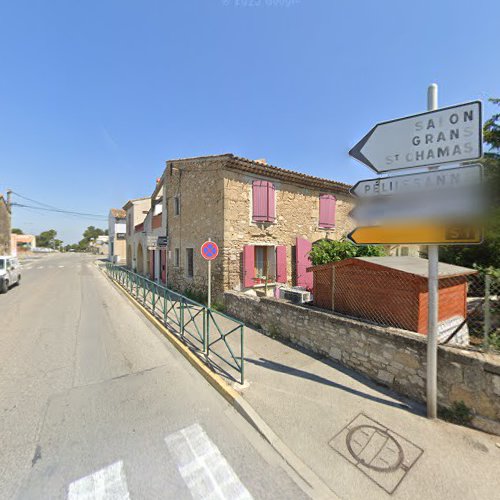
<box><xmin>0</xmin><ymin>253</ymin><xmax>305</xmax><ymax>500</ymax></box>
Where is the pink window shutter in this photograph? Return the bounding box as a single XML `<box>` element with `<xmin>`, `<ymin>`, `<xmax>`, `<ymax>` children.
<box><xmin>267</xmin><ymin>182</ymin><xmax>276</xmax><ymax>222</ymax></box>
<box><xmin>276</xmin><ymin>245</ymin><xmax>287</xmax><ymax>283</ymax></box>
<box><xmin>242</xmin><ymin>245</ymin><xmax>255</xmax><ymax>287</ymax></box>
<box><xmin>319</xmin><ymin>194</ymin><xmax>336</xmax><ymax>229</ymax></box>
<box><xmin>296</xmin><ymin>238</ymin><xmax>313</xmax><ymax>290</ymax></box>
<box><xmin>252</xmin><ymin>181</ymin><xmax>268</xmax><ymax>222</ymax></box>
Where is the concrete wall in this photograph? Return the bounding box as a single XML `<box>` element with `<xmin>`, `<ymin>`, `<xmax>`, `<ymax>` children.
<box><xmin>222</xmin><ymin>169</ymin><xmax>355</xmax><ymax>291</ymax></box>
<box><xmin>0</xmin><ymin>196</ymin><xmax>11</xmax><ymax>255</ymax></box>
<box><xmin>224</xmin><ymin>291</ymin><xmax>500</xmax><ymax>434</ymax></box>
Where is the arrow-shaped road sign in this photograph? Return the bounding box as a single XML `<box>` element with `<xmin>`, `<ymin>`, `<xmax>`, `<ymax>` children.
<box><xmin>349</xmin><ymin>101</ymin><xmax>482</xmax><ymax>173</ymax></box>
<box><xmin>350</xmin><ymin>164</ymin><xmax>482</xmax><ymax>198</ymax></box>
<box><xmin>347</xmin><ymin>223</ymin><xmax>482</xmax><ymax>245</ymax></box>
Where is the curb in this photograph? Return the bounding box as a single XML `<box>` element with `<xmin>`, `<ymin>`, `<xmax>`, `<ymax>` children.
<box><xmin>98</xmin><ymin>265</ymin><xmax>337</xmax><ymax>499</ymax></box>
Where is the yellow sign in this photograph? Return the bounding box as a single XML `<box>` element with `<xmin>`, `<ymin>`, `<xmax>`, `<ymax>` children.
<box><xmin>348</xmin><ymin>223</ymin><xmax>482</xmax><ymax>245</ymax></box>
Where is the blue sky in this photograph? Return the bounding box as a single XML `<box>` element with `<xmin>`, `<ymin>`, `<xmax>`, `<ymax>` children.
<box><xmin>0</xmin><ymin>0</ymin><xmax>498</xmax><ymax>243</ymax></box>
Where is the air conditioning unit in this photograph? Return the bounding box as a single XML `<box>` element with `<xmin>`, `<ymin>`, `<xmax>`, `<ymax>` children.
<box><xmin>279</xmin><ymin>287</ymin><xmax>312</xmax><ymax>304</ymax></box>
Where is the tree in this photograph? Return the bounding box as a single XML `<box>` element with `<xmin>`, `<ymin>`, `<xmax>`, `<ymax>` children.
<box><xmin>77</xmin><ymin>226</ymin><xmax>107</xmax><ymax>250</ymax></box>
<box><xmin>11</xmin><ymin>228</ymin><xmax>24</xmax><ymax>235</ymax></box>
<box><xmin>440</xmin><ymin>98</ymin><xmax>500</xmax><ymax>270</ymax></box>
<box><xmin>309</xmin><ymin>239</ymin><xmax>386</xmax><ymax>266</ymax></box>
<box><xmin>37</xmin><ymin>229</ymin><xmax>57</xmax><ymax>248</ymax></box>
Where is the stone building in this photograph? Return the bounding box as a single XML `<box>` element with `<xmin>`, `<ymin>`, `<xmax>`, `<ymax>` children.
<box><xmin>131</xmin><ymin>154</ymin><xmax>355</xmax><ymax>300</ymax></box>
<box><xmin>0</xmin><ymin>193</ymin><xmax>11</xmax><ymax>255</ymax></box>
<box><xmin>108</xmin><ymin>208</ymin><xmax>127</xmax><ymax>263</ymax></box>
<box><xmin>123</xmin><ymin>197</ymin><xmax>151</xmax><ymax>273</ymax></box>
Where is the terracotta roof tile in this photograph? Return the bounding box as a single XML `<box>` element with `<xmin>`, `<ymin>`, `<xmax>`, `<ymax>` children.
<box><xmin>110</xmin><ymin>208</ymin><xmax>126</xmax><ymax>218</ymax></box>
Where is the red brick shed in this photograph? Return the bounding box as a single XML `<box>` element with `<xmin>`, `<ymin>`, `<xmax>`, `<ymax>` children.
<box><xmin>308</xmin><ymin>257</ymin><xmax>477</xmax><ymax>334</ymax></box>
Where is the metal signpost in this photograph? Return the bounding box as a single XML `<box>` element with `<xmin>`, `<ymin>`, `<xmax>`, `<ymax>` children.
<box><xmin>349</xmin><ymin>84</ymin><xmax>483</xmax><ymax>419</ymax></box>
<box><xmin>201</xmin><ymin>240</ymin><xmax>219</xmax><ymax>308</ymax></box>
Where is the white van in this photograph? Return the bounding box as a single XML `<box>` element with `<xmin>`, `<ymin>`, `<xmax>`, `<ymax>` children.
<box><xmin>0</xmin><ymin>256</ymin><xmax>21</xmax><ymax>293</ymax></box>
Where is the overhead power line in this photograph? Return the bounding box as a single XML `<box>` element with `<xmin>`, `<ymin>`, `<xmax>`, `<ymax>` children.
<box><xmin>12</xmin><ymin>202</ymin><xmax>108</xmax><ymax>219</ymax></box>
<box><xmin>10</xmin><ymin>191</ymin><xmax>108</xmax><ymax>220</ymax></box>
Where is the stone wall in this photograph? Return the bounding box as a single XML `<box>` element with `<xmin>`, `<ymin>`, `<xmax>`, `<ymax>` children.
<box><xmin>224</xmin><ymin>291</ymin><xmax>500</xmax><ymax>434</ymax></box>
<box><xmin>165</xmin><ymin>157</ymin><xmax>226</xmax><ymax>299</ymax></box>
<box><xmin>0</xmin><ymin>196</ymin><xmax>11</xmax><ymax>255</ymax></box>
<box><xmin>222</xmin><ymin>169</ymin><xmax>355</xmax><ymax>291</ymax></box>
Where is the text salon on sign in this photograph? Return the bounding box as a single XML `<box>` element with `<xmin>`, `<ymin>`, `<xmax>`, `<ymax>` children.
<box><xmin>349</xmin><ymin>101</ymin><xmax>482</xmax><ymax>173</ymax></box>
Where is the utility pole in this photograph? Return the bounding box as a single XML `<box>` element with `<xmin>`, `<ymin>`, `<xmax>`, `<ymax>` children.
<box><xmin>426</xmin><ymin>83</ymin><xmax>439</xmax><ymax>419</ymax></box>
<box><xmin>6</xmin><ymin>189</ymin><xmax>12</xmax><ymax>211</ymax></box>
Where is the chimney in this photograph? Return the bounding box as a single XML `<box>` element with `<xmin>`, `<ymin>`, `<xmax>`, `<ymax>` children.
<box><xmin>255</xmin><ymin>158</ymin><xmax>267</xmax><ymax>165</ymax></box>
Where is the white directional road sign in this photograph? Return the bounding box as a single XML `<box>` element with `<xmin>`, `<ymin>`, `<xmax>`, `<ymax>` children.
<box><xmin>350</xmin><ymin>164</ymin><xmax>482</xmax><ymax>198</ymax></box>
<box><xmin>349</xmin><ymin>101</ymin><xmax>482</xmax><ymax>173</ymax></box>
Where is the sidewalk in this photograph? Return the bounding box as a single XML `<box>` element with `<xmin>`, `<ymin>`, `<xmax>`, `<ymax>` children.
<box><xmin>238</xmin><ymin>325</ymin><xmax>500</xmax><ymax>499</ymax></box>
<box><xmin>102</xmin><ymin>268</ymin><xmax>500</xmax><ymax>499</ymax></box>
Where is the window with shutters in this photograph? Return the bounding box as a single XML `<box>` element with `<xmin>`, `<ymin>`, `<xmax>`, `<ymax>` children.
<box><xmin>252</xmin><ymin>180</ymin><xmax>276</xmax><ymax>223</ymax></box>
<box><xmin>242</xmin><ymin>245</ymin><xmax>287</xmax><ymax>288</ymax></box>
<box><xmin>319</xmin><ymin>194</ymin><xmax>336</xmax><ymax>229</ymax></box>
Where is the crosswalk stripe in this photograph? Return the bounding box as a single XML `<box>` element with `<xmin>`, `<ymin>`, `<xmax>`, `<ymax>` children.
<box><xmin>67</xmin><ymin>460</ymin><xmax>130</xmax><ymax>500</ymax></box>
<box><xmin>165</xmin><ymin>424</ymin><xmax>253</xmax><ymax>500</ymax></box>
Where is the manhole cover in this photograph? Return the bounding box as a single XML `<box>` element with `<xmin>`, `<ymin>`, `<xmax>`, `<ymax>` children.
<box><xmin>329</xmin><ymin>413</ymin><xmax>423</xmax><ymax>495</ymax></box>
<box><xmin>346</xmin><ymin>425</ymin><xmax>404</xmax><ymax>472</ymax></box>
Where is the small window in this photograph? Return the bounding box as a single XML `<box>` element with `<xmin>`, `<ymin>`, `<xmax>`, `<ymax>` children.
<box><xmin>186</xmin><ymin>248</ymin><xmax>194</xmax><ymax>277</ymax></box>
<box><xmin>255</xmin><ymin>246</ymin><xmax>268</xmax><ymax>280</ymax></box>
<box><xmin>174</xmin><ymin>196</ymin><xmax>180</xmax><ymax>216</ymax></box>
<box><xmin>174</xmin><ymin>248</ymin><xmax>180</xmax><ymax>267</ymax></box>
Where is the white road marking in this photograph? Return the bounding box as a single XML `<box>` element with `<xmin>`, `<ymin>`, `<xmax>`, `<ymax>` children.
<box><xmin>59</xmin><ymin>265</ymin><xmax>65</xmax><ymax>268</ymax></box>
<box><xmin>67</xmin><ymin>460</ymin><xmax>130</xmax><ymax>500</ymax></box>
<box><xmin>25</xmin><ymin>266</ymin><xmax>32</xmax><ymax>270</ymax></box>
<box><xmin>165</xmin><ymin>423</ymin><xmax>253</xmax><ymax>500</ymax></box>
<box><xmin>37</xmin><ymin>266</ymin><xmax>44</xmax><ymax>269</ymax></box>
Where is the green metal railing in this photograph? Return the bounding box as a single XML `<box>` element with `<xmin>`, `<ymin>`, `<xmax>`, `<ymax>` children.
<box><xmin>105</xmin><ymin>263</ymin><xmax>245</xmax><ymax>384</ymax></box>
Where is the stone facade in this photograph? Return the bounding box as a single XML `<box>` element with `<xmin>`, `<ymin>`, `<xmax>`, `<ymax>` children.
<box><xmin>157</xmin><ymin>154</ymin><xmax>354</xmax><ymax>300</ymax></box>
<box><xmin>224</xmin><ymin>291</ymin><xmax>500</xmax><ymax>434</ymax></box>
<box><xmin>123</xmin><ymin>197</ymin><xmax>150</xmax><ymax>273</ymax></box>
<box><xmin>0</xmin><ymin>195</ymin><xmax>11</xmax><ymax>255</ymax></box>
<box><xmin>164</xmin><ymin>157</ymin><xmax>226</xmax><ymax>297</ymax></box>
<box><xmin>222</xmin><ymin>167</ymin><xmax>354</xmax><ymax>293</ymax></box>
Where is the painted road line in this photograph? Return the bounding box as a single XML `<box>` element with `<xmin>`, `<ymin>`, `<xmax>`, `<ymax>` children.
<box><xmin>165</xmin><ymin>423</ymin><xmax>253</xmax><ymax>500</ymax></box>
<box><xmin>67</xmin><ymin>460</ymin><xmax>130</xmax><ymax>500</ymax></box>
<box><xmin>58</xmin><ymin>265</ymin><xmax>65</xmax><ymax>268</ymax></box>
<box><xmin>37</xmin><ymin>266</ymin><xmax>44</xmax><ymax>269</ymax></box>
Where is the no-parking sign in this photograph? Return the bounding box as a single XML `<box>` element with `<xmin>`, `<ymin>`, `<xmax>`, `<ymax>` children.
<box><xmin>201</xmin><ymin>241</ymin><xmax>219</xmax><ymax>261</ymax></box>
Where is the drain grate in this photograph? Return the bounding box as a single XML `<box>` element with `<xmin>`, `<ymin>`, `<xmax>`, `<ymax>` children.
<box><xmin>329</xmin><ymin>413</ymin><xmax>423</xmax><ymax>494</ymax></box>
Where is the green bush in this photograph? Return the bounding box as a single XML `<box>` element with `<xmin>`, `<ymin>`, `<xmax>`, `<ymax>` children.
<box><xmin>439</xmin><ymin>401</ymin><xmax>473</xmax><ymax>426</ymax></box>
<box><xmin>308</xmin><ymin>239</ymin><xmax>386</xmax><ymax>266</ymax></box>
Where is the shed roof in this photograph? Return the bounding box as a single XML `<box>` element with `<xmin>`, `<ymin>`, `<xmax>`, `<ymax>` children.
<box><xmin>350</xmin><ymin>256</ymin><xmax>477</xmax><ymax>278</ymax></box>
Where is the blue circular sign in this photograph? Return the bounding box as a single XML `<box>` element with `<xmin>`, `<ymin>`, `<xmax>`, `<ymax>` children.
<box><xmin>201</xmin><ymin>241</ymin><xmax>219</xmax><ymax>261</ymax></box>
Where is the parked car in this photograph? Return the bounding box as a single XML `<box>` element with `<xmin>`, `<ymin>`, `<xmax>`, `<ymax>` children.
<box><xmin>0</xmin><ymin>256</ymin><xmax>21</xmax><ymax>293</ymax></box>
